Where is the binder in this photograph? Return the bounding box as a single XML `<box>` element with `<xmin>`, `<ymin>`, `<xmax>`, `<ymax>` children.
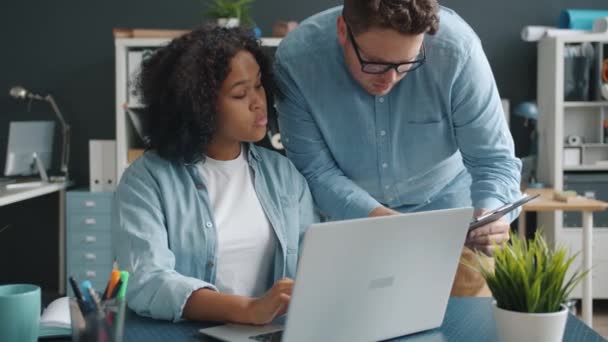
<box><xmin>89</xmin><ymin>140</ymin><xmax>116</xmax><ymax>192</ymax></box>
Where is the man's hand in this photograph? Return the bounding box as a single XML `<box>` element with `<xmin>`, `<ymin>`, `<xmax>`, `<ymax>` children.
<box><xmin>369</xmin><ymin>206</ymin><xmax>400</xmax><ymax>217</ymax></box>
<box><xmin>244</xmin><ymin>278</ymin><xmax>294</xmax><ymax>325</ymax></box>
<box><xmin>466</xmin><ymin>209</ymin><xmax>511</xmax><ymax>256</ymax></box>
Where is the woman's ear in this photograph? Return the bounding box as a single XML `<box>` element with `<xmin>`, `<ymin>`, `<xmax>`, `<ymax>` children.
<box><xmin>337</xmin><ymin>16</ymin><xmax>347</xmax><ymax>47</ymax></box>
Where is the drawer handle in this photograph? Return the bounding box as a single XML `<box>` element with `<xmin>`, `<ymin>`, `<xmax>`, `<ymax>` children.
<box><xmin>84</xmin><ymin>235</ymin><xmax>97</xmax><ymax>243</ymax></box>
<box><xmin>85</xmin><ymin>218</ymin><xmax>97</xmax><ymax>225</ymax></box>
<box><xmin>84</xmin><ymin>201</ymin><xmax>96</xmax><ymax>208</ymax></box>
<box><xmin>84</xmin><ymin>253</ymin><xmax>97</xmax><ymax>261</ymax></box>
<box><xmin>85</xmin><ymin>270</ymin><xmax>97</xmax><ymax>278</ymax></box>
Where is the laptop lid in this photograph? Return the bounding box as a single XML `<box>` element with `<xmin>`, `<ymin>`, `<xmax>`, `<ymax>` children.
<box><xmin>282</xmin><ymin>207</ymin><xmax>473</xmax><ymax>342</ymax></box>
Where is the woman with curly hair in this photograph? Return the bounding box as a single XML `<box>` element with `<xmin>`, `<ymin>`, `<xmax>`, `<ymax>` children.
<box><xmin>112</xmin><ymin>25</ymin><xmax>317</xmax><ymax>324</ymax></box>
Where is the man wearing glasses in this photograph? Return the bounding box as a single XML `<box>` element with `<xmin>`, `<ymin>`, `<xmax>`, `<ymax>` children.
<box><xmin>274</xmin><ymin>0</ymin><xmax>521</xmax><ymax>287</ymax></box>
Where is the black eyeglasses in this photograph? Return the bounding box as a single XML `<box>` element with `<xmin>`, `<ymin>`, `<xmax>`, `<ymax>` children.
<box><xmin>347</xmin><ymin>24</ymin><xmax>426</xmax><ymax>74</ymax></box>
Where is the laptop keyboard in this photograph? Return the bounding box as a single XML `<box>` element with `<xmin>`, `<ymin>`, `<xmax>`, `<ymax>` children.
<box><xmin>248</xmin><ymin>330</ymin><xmax>283</xmax><ymax>341</ymax></box>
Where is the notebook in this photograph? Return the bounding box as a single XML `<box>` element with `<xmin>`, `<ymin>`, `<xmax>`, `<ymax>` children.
<box><xmin>39</xmin><ymin>296</ymin><xmax>71</xmax><ymax>338</ymax></box>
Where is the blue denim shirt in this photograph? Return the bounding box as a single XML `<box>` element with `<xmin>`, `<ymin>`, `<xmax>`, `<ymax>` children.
<box><xmin>274</xmin><ymin>6</ymin><xmax>522</xmax><ymax>221</ymax></box>
<box><xmin>112</xmin><ymin>143</ymin><xmax>317</xmax><ymax>321</ymax></box>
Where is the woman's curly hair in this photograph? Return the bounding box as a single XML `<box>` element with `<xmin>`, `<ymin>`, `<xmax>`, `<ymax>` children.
<box><xmin>343</xmin><ymin>0</ymin><xmax>439</xmax><ymax>35</ymax></box>
<box><xmin>138</xmin><ymin>25</ymin><xmax>274</xmax><ymax>163</ymax></box>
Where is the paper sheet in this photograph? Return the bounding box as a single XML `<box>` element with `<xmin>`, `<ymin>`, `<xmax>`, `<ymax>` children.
<box><xmin>521</xmin><ymin>26</ymin><xmax>585</xmax><ymax>42</ymax></box>
<box><xmin>39</xmin><ymin>296</ymin><xmax>71</xmax><ymax>337</ymax></box>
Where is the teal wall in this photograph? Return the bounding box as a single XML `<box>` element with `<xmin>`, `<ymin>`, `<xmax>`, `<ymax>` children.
<box><xmin>1</xmin><ymin>0</ymin><xmax>607</xmax><ymax>185</ymax></box>
<box><xmin>1</xmin><ymin>1</ymin><xmax>607</xmax><ymax>291</ymax></box>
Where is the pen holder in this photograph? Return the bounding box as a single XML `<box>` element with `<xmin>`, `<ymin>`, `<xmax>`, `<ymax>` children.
<box><xmin>69</xmin><ymin>297</ymin><xmax>126</xmax><ymax>342</ymax></box>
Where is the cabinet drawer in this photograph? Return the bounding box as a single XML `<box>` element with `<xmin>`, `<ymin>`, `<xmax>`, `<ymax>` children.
<box><xmin>68</xmin><ymin>230</ymin><xmax>111</xmax><ymax>249</ymax></box>
<box><xmin>67</xmin><ymin>214</ymin><xmax>111</xmax><ymax>232</ymax></box>
<box><xmin>67</xmin><ymin>193</ymin><xmax>113</xmax><ymax>213</ymax></box>
<box><xmin>568</xmin><ymin>261</ymin><xmax>608</xmax><ymax>298</ymax></box>
<box><xmin>67</xmin><ymin>266</ymin><xmax>111</xmax><ymax>290</ymax></box>
<box><xmin>67</xmin><ymin>249</ymin><xmax>113</xmax><ymax>266</ymax></box>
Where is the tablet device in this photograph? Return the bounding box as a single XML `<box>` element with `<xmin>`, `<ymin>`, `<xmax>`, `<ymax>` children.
<box><xmin>469</xmin><ymin>194</ymin><xmax>540</xmax><ymax>231</ymax></box>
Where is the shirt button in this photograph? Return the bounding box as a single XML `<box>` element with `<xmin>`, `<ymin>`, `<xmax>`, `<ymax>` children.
<box><xmin>382</xmin><ymin>163</ymin><xmax>388</xmax><ymax>168</ymax></box>
<box><xmin>379</xmin><ymin>97</ymin><xmax>385</xmax><ymax>103</ymax></box>
<box><xmin>207</xmin><ymin>261</ymin><xmax>214</xmax><ymax>268</ymax></box>
<box><xmin>385</xmin><ymin>185</ymin><xmax>390</xmax><ymax>189</ymax></box>
<box><xmin>380</xmin><ymin>130</ymin><xmax>386</xmax><ymax>136</ymax></box>
<box><xmin>206</xmin><ymin>222</ymin><xmax>213</xmax><ymax>228</ymax></box>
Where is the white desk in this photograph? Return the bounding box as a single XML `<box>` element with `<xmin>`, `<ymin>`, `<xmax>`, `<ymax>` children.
<box><xmin>0</xmin><ymin>181</ymin><xmax>69</xmax><ymax>293</ymax></box>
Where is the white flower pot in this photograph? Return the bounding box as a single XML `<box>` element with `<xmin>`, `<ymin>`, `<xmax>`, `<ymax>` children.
<box><xmin>492</xmin><ymin>301</ymin><xmax>568</xmax><ymax>342</ymax></box>
<box><xmin>217</xmin><ymin>17</ymin><xmax>240</xmax><ymax>28</ymax></box>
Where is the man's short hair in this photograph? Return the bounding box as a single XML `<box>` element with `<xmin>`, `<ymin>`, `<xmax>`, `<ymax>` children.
<box><xmin>343</xmin><ymin>0</ymin><xmax>439</xmax><ymax>35</ymax></box>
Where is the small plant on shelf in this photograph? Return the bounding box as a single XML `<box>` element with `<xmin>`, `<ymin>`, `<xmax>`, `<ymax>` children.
<box><xmin>204</xmin><ymin>0</ymin><xmax>254</xmax><ymax>28</ymax></box>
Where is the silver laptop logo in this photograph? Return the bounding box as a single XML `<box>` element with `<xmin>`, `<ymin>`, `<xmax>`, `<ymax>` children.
<box><xmin>368</xmin><ymin>276</ymin><xmax>395</xmax><ymax>289</ymax></box>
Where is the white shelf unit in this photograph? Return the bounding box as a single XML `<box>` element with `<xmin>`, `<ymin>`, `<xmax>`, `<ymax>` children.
<box><xmin>115</xmin><ymin>37</ymin><xmax>281</xmax><ymax>182</ymax></box>
<box><xmin>537</xmin><ymin>33</ymin><xmax>608</xmax><ymax>299</ymax></box>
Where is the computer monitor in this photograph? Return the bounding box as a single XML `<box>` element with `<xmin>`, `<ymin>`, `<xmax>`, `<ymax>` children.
<box><xmin>4</xmin><ymin>121</ymin><xmax>55</xmax><ymax>178</ymax></box>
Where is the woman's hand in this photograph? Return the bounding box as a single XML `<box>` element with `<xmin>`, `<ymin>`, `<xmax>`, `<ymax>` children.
<box><xmin>244</xmin><ymin>278</ymin><xmax>294</xmax><ymax>325</ymax></box>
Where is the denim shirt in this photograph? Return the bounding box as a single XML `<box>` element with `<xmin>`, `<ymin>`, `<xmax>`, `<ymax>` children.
<box><xmin>112</xmin><ymin>143</ymin><xmax>317</xmax><ymax>322</ymax></box>
<box><xmin>274</xmin><ymin>6</ymin><xmax>522</xmax><ymax>221</ymax></box>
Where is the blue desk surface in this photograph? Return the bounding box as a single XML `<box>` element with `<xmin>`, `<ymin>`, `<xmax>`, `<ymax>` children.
<box><xmin>116</xmin><ymin>297</ymin><xmax>605</xmax><ymax>341</ymax></box>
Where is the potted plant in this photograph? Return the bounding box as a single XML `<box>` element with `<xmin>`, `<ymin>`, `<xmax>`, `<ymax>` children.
<box><xmin>205</xmin><ymin>0</ymin><xmax>254</xmax><ymax>28</ymax></box>
<box><xmin>465</xmin><ymin>231</ymin><xmax>588</xmax><ymax>342</ymax></box>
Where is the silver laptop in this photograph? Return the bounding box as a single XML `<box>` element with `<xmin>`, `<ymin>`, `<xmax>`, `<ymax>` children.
<box><xmin>200</xmin><ymin>207</ymin><xmax>473</xmax><ymax>342</ymax></box>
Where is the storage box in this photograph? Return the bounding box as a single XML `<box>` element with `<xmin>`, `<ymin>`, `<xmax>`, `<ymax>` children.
<box><xmin>563</xmin><ymin>172</ymin><xmax>608</xmax><ymax>227</ymax></box>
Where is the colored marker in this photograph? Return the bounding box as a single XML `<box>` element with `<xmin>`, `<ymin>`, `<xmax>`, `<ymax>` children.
<box><xmin>117</xmin><ymin>271</ymin><xmax>129</xmax><ymax>300</ymax></box>
<box><xmin>104</xmin><ymin>270</ymin><xmax>121</xmax><ymax>300</ymax></box>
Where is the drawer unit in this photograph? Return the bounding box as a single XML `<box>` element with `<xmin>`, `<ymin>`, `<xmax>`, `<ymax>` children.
<box><xmin>68</xmin><ymin>214</ymin><xmax>112</xmax><ymax>232</ymax></box>
<box><xmin>67</xmin><ymin>192</ymin><xmax>113</xmax><ymax>213</ymax></box>
<box><xmin>563</xmin><ymin>172</ymin><xmax>608</xmax><ymax>228</ymax></box>
<box><xmin>66</xmin><ymin>190</ymin><xmax>114</xmax><ymax>296</ymax></box>
<box><xmin>558</xmin><ymin>229</ymin><xmax>608</xmax><ymax>299</ymax></box>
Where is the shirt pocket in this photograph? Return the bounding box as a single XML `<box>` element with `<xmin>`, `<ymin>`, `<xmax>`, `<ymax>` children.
<box><xmin>403</xmin><ymin>116</ymin><xmax>456</xmax><ymax>176</ymax></box>
<box><xmin>405</xmin><ymin>106</ymin><xmax>447</xmax><ymax>124</ymax></box>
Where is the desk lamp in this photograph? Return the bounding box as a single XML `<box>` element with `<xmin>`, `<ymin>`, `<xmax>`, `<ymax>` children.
<box><xmin>514</xmin><ymin>101</ymin><xmax>543</xmax><ymax>188</ymax></box>
<box><xmin>9</xmin><ymin>86</ymin><xmax>71</xmax><ymax>182</ymax></box>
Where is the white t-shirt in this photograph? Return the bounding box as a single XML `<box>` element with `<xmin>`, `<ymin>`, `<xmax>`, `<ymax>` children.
<box><xmin>197</xmin><ymin>147</ymin><xmax>276</xmax><ymax>297</ymax></box>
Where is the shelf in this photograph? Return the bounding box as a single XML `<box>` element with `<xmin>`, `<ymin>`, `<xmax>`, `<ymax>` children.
<box><xmin>553</xmin><ymin>32</ymin><xmax>608</xmax><ymax>43</ymax></box>
<box><xmin>564</xmin><ymin>164</ymin><xmax>608</xmax><ymax>171</ymax></box>
<box><xmin>584</xmin><ymin>143</ymin><xmax>608</xmax><ymax>148</ymax></box>
<box><xmin>564</xmin><ymin>101</ymin><xmax>608</xmax><ymax>108</ymax></box>
<box><xmin>115</xmin><ymin>37</ymin><xmax>282</xmax><ymax>49</ymax></box>
<box><xmin>564</xmin><ymin>144</ymin><xmax>608</xmax><ymax>148</ymax></box>
<box><xmin>126</xmin><ymin>104</ymin><xmax>144</xmax><ymax>109</ymax></box>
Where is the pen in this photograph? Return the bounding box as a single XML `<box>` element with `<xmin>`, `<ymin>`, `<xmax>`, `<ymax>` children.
<box><xmin>103</xmin><ymin>269</ymin><xmax>121</xmax><ymax>300</ymax></box>
<box><xmin>81</xmin><ymin>280</ymin><xmax>94</xmax><ymax>313</ymax></box>
<box><xmin>87</xmin><ymin>286</ymin><xmax>103</xmax><ymax>314</ymax></box>
<box><xmin>69</xmin><ymin>276</ymin><xmax>87</xmax><ymax>312</ymax></box>
<box><xmin>117</xmin><ymin>271</ymin><xmax>129</xmax><ymax>300</ymax></box>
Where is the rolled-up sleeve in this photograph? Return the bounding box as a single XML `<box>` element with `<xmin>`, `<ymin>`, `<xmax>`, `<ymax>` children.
<box><xmin>451</xmin><ymin>39</ymin><xmax>522</xmax><ymax>222</ymax></box>
<box><xmin>112</xmin><ymin>168</ymin><xmax>217</xmax><ymax>322</ymax></box>
<box><xmin>275</xmin><ymin>58</ymin><xmax>381</xmax><ymax>220</ymax></box>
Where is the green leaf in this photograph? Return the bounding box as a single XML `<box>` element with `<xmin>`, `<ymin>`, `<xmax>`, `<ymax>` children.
<box><xmin>462</xmin><ymin>229</ymin><xmax>590</xmax><ymax>313</ymax></box>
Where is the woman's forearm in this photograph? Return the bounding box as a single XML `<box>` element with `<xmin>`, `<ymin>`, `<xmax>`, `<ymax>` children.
<box><xmin>182</xmin><ymin>288</ymin><xmax>254</xmax><ymax>323</ymax></box>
